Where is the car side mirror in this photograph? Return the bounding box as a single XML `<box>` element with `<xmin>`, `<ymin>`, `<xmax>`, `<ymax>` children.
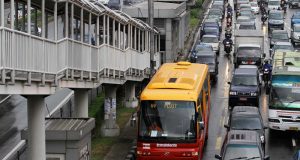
<box><xmin>215</xmin><ymin>154</ymin><xmax>222</xmax><ymax>159</ymax></box>
<box><xmin>264</xmin><ymin>155</ymin><xmax>270</xmax><ymax>160</ymax></box>
<box><xmin>224</xmin><ymin>124</ymin><xmax>229</xmax><ymax>129</ymax></box>
<box><xmin>199</xmin><ymin>121</ymin><xmax>205</xmax><ymax>130</ymax></box>
<box><xmin>227</xmin><ymin>82</ymin><xmax>231</xmax><ymax>84</ymax></box>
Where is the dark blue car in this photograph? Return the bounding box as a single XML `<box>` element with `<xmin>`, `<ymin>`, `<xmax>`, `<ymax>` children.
<box><xmin>201</xmin><ymin>19</ymin><xmax>220</xmax><ymax>34</ymax></box>
<box><xmin>291</xmin><ymin>12</ymin><xmax>300</xmax><ymax>28</ymax></box>
<box><xmin>228</xmin><ymin>66</ymin><xmax>261</xmax><ymax>109</ymax></box>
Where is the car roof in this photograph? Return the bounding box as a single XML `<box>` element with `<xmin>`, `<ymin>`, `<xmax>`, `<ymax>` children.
<box><xmin>195</xmin><ymin>50</ymin><xmax>215</xmax><ymax>56</ymax></box>
<box><xmin>196</xmin><ymin>43</ymin><xmax>212</xmax><ymax>48</ymax></box>
<box><xmin>238</xmin><ymin>65</ymin><xmax>258</xmax><ymax>69</ymax></box>
<box><xmin>239</xmin><ymin>21</ymin><xmax>255</xmax><ymax>25</ymax></box>
<box><xmin>275</xmin><ymin>41</ymin><xmax>292</xmax><ymax>45</ymax></box>
<box><xmin>237</xmin><ymin>16</ymin><xmax>251</xmax><ymax>20</ymax></box>
<box><xmin>232</xmin><ymin>106</ymin><xmax>260</xmax><ymax>116</ymax></box>
<box><xmin>227</xmin><ymin>130</ymin><xmax>260</xmax><ymax>145</ymax></box>
<box><xmin>269</xmin><ymin>10</ymin><xmax>283</xmax><ymax>14</ymax></box>
<box><xmin>238</xmin><ymin>44</ymin><xmax>261</xmax><ymax>48</ymax></box>
<box><xmin>234</xmin><ymin>68</ymin><xmax>258</xmax><ymax>75</ymax></box>
<box><xmin>294</xmin><ymin>24</ymin><xmax>300</xmax><ymax>27</ymax></box>
<box><xmin>204</xmin><ymin>19</ymin><xmax>218</xmax><ymax>23</ymax></box>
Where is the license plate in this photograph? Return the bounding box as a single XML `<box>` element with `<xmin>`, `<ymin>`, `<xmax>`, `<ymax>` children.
<box><xmin>289</xmin><ymin>127</ymin><xmax>298</xmax><ymax>131</ymax></box>
<box><xmin>240</xmin><ymin>97</ymin><xmax>247</xmax><ymax>101</ymax></box>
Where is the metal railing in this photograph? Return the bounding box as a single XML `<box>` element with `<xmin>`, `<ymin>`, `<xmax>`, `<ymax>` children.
<box><xmin>0</xmin><ymin>27</ymin><xmax>153</xmax><ymax>85</ymax></box>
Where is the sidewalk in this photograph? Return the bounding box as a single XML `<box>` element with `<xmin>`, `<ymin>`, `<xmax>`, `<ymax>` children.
<box><xmin>103</xmin><ymin>118</ymin><xmax>137</xmax><ymax>160</ymax></box>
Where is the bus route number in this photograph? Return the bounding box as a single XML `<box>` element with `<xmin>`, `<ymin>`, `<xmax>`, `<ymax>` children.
<box><xmin>164</xmin><ymin>104</ymin><xmax>176</xmax><ymax>109</ymax></box>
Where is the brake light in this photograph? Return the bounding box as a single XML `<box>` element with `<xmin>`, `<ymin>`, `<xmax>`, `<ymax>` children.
<box><xmin>182</xmin><ymin>152</ymin><xmax>198</xmax><ymax>157</ymax></box>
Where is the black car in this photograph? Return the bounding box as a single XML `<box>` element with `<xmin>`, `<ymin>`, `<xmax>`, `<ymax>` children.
<box><xmin>215</xmin><ymin>130</ymin><xmax>270</xmax><ymax>160</ymax></box>
<box><xmin>269</xmin><ymin>30</ymin><xmax>289</xmax><ymax>47</ymax></box>
<box><xmin>201</xmin><ymin>19</ymin><xmax>221</xmax><ymax>35</ymax></box>
<box><xmin>228</xmin><ymin>66</ymin><xmax>261</xmax><ymax>108</ymax></box>
<box><xmin>289</xmin><ymin>0</ymin><xmax>300</xmax><ymax>8</ymax></box>
<box><xmin>224</xmin><ymin>106</ymin><xmax>267</xmax><ymax>149</ymax></box>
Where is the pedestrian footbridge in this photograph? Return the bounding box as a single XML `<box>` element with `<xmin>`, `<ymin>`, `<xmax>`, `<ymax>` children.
<box><xmin>0</xmin><ymin>0</ymin><xmax>161</xmax><ymax>159</ymax></box>
<box><xmin>0</xmin><ymin>0</ymin><xmax>160</xmax><ymax>95</ymax></box>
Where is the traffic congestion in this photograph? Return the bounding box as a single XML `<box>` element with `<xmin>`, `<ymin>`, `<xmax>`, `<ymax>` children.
<box><xmin>136</xmin><ymin>0</ymin><xmax>300</xmax><ymax>159</ymax></box>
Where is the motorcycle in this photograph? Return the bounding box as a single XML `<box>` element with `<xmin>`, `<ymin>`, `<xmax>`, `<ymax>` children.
<box><xmin>224</xmin><ymin>41</ymin><xmax>232</xmax><ymax>54</ymax></box>
<box><xmin>282</xmin><ymin>5</ymin><xmax>287</xmax><ymax>13</ymax></box>
<box><xmin>225</xmin><ymin>30</ymin><xmax>232</xmax><ymax>39</ymax></box>
<box><xmin>227</xmin><ymin>11</ymin><xmax>232</xmax><ymax>18</ymax></box>
<box><xmin>262</xmin><ymin>67</ymin><xmax>271</xmax><ymax>90</ymax></box>
<box><xmin>226</xmin><ymin>17</ymin><xmax>232</xmax><ymax>26</ymax></box>
<box><xmin>261</xmin><ymin>14</ymin><xmax>268</xmax><ymax>24</ymax></box>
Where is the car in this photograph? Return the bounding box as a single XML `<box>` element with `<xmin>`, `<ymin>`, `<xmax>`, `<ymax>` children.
<box><xmin>289</xmin><ymin>0</ymin><xmax>300</xmax><ymax>8</ymax></box>
<box><xmin>201</xmin><ymin>27</ymin><xmax>220</xmax><ymax>38</ymax></box>
<box><xmin>268</xmin><ymin>0</ymin><xmax>281</xmax><ymax>10</ymax></box>
<box><xmin>250</xmin><ymin>2</ymin><xmax>259</xmax><ymax>14</ymax></box>
<box><xmin>228</xmin><ymin>67</ymin><xmax>261</xmax><ymax>107</ymax></box>
<box><xmin>201</xmin><ymin>35</ymin><xmax>220</xmax><ymax>54</ymax></box>
<box><xmin>237</xmin><ymin>16</ymin><xmax>252</xmax><ymax>23</ymax></box>
<box><xmin>207</xmin><ymin>15</ymin><xmax>222</xmax><ymax>27</ymax></box>
<box><xmin>236</xmin><ymin>0</ymin><xmax>250</xmax><ymax>10</ymax></box>
<box><xmin>237</xmin><ymin>21</ymin><xmax>256</xmax><ymax>30</ymax></box>
<box><xmin>293</xmin><ymin>150</ymin><xmax>300</xmax><ymax>160</ymax></box>
<box><xmin>269</xmin><ymin>30</ymin><xmax>289</xmax><ymax>47</ymax></box>
<box><xmin>291</xmin><ymin>12</ymin><xmax>300</xmax><ymax>28</ymax></box>
<box><xmin>268</xmin><ymin>10</ymin><xmax>284</xmax><ymax>31</ymax></box>
<box><xmin>239</xmin><ymin>9</ymin><xmax>256</xmax><ymax>19</ymax></box>
<box><xmin>211</xmin><ymin>2</ymin><xmax>225</xmax><ymax>14</ymax></box>
<box><xmin>191</xmin><ymin>44</ymin><xmax>219</xmax><ymax>82</ymax></box>
<box><xmin>224</xmin><ymin>106</ymin><xmax>267</xmax><ymax>148</ymax></box>
<box><xmin>291</xmin><ymin>24</ymin><xmax>300</xmax><ymax>45</ymax></box>
<box><xmin>237</xmin><ymin>4</ymin><xmax>252</xmax><ymax>15</ymax></box>
<box><xmin>209</xmin><ymin>8</ymin><xmax>224</xmax><ymax>20</ymax></box>
<box><xmin>270</xmin><ymin>42</ymin><xmax>295</xmax><ymax>56</ymax></box>
<box><xmin>234</xmin><ymin>44</ymin><xmax>265</xmax><ymax>68</ymax></box>
<box><xmin>215</xmin><ymin>130</ymin><xmax>270</xmax><ymax>160</ymax></box>
<box><xmin>201</xmin><ymin>19</ymin><xmax>221</xmax><ymax>34</ymax></box>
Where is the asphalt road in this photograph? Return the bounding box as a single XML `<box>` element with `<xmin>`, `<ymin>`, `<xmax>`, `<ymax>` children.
<box><xmin>202</xmin><ymin>2</ymin><xmax>300</xmax><ymax>160</ymax></box>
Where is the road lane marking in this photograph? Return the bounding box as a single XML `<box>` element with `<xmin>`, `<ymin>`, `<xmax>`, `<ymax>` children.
<box><xmin>215</xmin><ymin>137</ymin><xmax>222</xmax><ymax>150</ymax></box>
<box><xmin>292</xmin><ymin>138</ymin><xmax>296</xmax><ymax>147</ymax></box>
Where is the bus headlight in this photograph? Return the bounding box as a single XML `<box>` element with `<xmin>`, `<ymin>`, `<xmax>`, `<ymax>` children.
<box><xmin>250</xmin><ymin>92</ymin><xmax>257</xmax><ymax>96</ymax></box>
<box><xmin>229</xmin><ymin>91</ymin><xmax>237</xmax><ymax>95</ymax></box>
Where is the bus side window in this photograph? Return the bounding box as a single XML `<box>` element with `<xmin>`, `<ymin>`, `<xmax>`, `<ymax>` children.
<box><xmin>197</xmin><ymin>91</ymin><xmax>203</xmax><ymax>122</ymax></box>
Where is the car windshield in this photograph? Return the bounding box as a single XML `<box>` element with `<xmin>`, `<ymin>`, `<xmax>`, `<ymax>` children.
<box><xmin>139</xmin><ymin>101</ymin><xmax>196</xmax><ymax>141</ymax></box>
<box><xmin>194</xmin><ymin>45</ymin><xmax>212</xmax><ymax>52</ymax></box>
<box><xmin>237</xmin><ymin>17</ymin><xmax>251</xmax><ymax>23</ymax></box>
<box><xmin>238</xmin><ymin>47</ymin><xmax>261</xmax><ymax>57</ymax></box>
<box><xmin>274</xmin><ymin>44</ymin><xmax>294</xmax><ymax>50</ymax></box>
<box><xmin>294</xmin><ymin>26</ymin><xmax>300</xmax><ymax>32</ymax></box>
<box><xmin>272</xmin><ymin>33</ymin><xmax>289</xmax><ymax>40</ymax></box>
<box><xmin>241</xmin><ymin>11</ymin><xmax>252</xmax><ymax>16</ymax></box>
<box><xmin>293</xmin><ymin>14</ymin><xmax>300</xmax><ymax>19</ymax></box>
<box><xmin>231</xmin><ymin>116</ymin><xmax>262</xmax><ymax>130</ymax></box>
<box><xmin>269</xmin><ymin>1</ymin><xmax>280</xmax><ymax>5</ymax></box>
<box><xmin>196</xmin><ymin>55</ymin><xmax>215</xmax><ymax>64</ymax></box>
<box><xmin>202</xmin><ymin>36</ymin><xmax>219</xmax><ymax>43</ymax></box>
<box><xmin>239</xmin><ymin>24</ymin><xmax>255</xmax><ymax>29</ymax></box>
<box><xmin>232</xmin><ymin>74</ymin><xmax>257</xmax><ymax>86</ymax></box>
<box><xmin>269</xmin><ymin>12</ymin><xmax>283</xmax><ymax>20</ymax></box>
<box><xmin>224</xmin><ymin>144</ymin><xmax>261</xmax><ymax>160</ymax></box>
<box><xmin>204</xmin><ymin>28</ymin><xmax>218</xmax><ymax>33</ymax></box>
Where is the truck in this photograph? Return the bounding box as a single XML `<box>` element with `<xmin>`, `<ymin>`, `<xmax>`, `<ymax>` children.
<box><xmin>234</xmin><ymin>30</ymin><xmax>266</xmax><ymax>68</ymax></box>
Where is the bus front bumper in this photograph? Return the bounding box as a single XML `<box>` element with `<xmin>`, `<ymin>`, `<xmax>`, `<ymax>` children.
<box><xmin>136</xmin><ymin>148</ymin><xmax>201</xmax><ymax>160</ymax></box>
<box><xmin>269</xmin><ymin>119</ymin><xmax>300</xmax><ymax>131</ymax></box>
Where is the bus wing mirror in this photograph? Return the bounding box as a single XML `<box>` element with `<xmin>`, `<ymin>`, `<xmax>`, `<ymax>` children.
<box><xmin>215</xmin><ymin>154</ymin><xmax>222</xmax><ymax>159</ymax></box>
<box><xmin>199</xmin><ymin>121</ymin><xmax>205</xmax><ymax>130</ymax></box>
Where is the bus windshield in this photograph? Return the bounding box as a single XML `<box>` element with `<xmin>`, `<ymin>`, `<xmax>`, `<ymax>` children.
<box><xmin>139</xmin><ymin>100</ymin><xmax>197</xmax><ymax>141</ymax></box>
<box><xmin>270</xmin><ymin>87</ymin><xmax>300</xmax><ymax>109</ymax></box>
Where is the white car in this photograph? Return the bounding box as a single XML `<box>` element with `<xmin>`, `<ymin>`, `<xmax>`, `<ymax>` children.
<box><xmin>268</xmin><ymin>0</ymin><xmax>281</xmax><ymax>10</ymax></box>
<box><xmin>201</xmin><ymin>35</ymin><xmax>220</xmax><ymax>54</ymax></box>
<box><xmin>250</xmin><ymin>2</ymin><xmax>259</xmax><ymax>14</ymax></box>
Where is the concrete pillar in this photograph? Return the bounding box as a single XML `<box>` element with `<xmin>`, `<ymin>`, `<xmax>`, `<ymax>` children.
<box><xmin>71</xmin><ymin>4</ymin><xmax>74</xmax><ymax>39</ymax></box>
<box><xmin>10</xmin><ymin>0</ymin><xmax>15</xmax><ymax>29</ymax></box>
<box><xmin>125</xmin><ymin>82</ymin><xmax>138</xmax><ymax>108</ymax></box>
<box><xmin>80</xmin><ymin>8</ymin><xmax>83</xmax><ymax>42</ymax></box>
<box><xmin>65</xmin><ymin>2</ymin><xmax>69</xmax><ymax>38</ymax></box>
<box><xmin>123</xmin><ymin>24</ymin><xmax>125</xmax><ymax>49</ymax></box>
<box><xmin>42</xmin><ymin>0</ymin><xmax>45</xmax><ymax>38</ymax></box>
<box><xmin>103</xmin><ymin>15</ymin><xmax>106</xmax><ymax>44</ymax></box>
<box><xmin>118</xmin><ymin>22</ymin><xmax>121</xmax><ymax>48</ymax></box>
<box><xmin>107</xmin><ymin>16</ymin><xmax>110</xmax><ymax>45</ymax></box>
<box><xmin>27</xmin><ymin>96</ymin><xmax>46</xmax><ymax>160</ymax></box>
<box><xmin>96</xmin><ymin>16</ymin><xmax>99</xmax><ymax>46</ymax></box>
<box><xmin>165</xmin><ymin>18</ymin><xmax>173</xmax><ymax>62</ymax></box>
<box><xmin>113</xmin><ymin>19</ymin><xmax>115</xmax><ymax>47</ymax></box>
<box><xmin>0</xmin><ymin>0</ymin><xmax>4</xmax><ymax>27</ymax></box>
<box><xmin>54</xmin><ymin>1</ymin><xmax>57</xmax><ymax>40</ymax></box>
<box><xmin>101</xmin><ymin>85</ymin><xmax>120</xmax><ymax>137</ymax></box>
<box><xmin>74</xmin><ymin>89</ymin><xmax>89</xmax><ymax>117</ymax></box>
<box><xmin>88</xmin><ymin>13</ymin><xmax>91</xmax><ymax>44</ymax></box>
<box><xmin>27</xmin><ymin>0</ymin><xmax>31</xmax><ymax>34</ymax></box>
